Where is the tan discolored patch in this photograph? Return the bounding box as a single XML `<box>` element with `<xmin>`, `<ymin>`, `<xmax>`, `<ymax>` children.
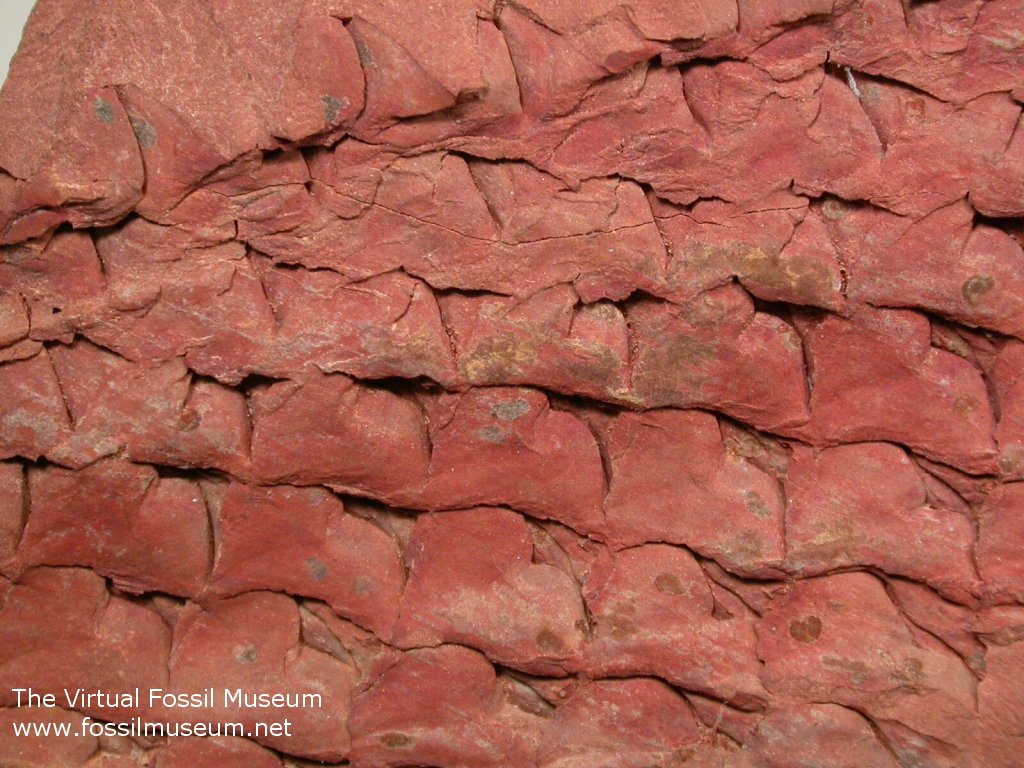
<box><xmin>962</xmin><ymin>274</ymin><xmax>994</xmax><ymax>305</ymax></box>
<box><xmin>234</xmin><ymin>643</ymin><xmax>258</xmax><ymax>664</ymax></box>
<box><xmin>178</xmin><ymin>407</ymin><xmax>201</xmax><ymax>431</ymax></box>
<box><xmin>789</xmin><ymin>615</ymin><xmax>823</xmax><ymax>643</ymax></box>
<box><xmin>743</xmin><ymin>490</ymin><xmax>771</xmax><ymax>519</ymax></box>
<box><xmin>823</xmin><ymin>655</ymin><xmax>869</xmax><ymax>685</ymax></box>
<box><xmin>654</xmin><ymin>572</ymin><xmax>687</xmax><ymax>595</ymax></box>
<box><xmin>380</xmin><ymin>732</ymin><xmax>413</xmax><ymax>749</ymax></box>
<box><xmin>821</xmin><ymin>197</ymin><xmax>851</xmax><ymax>221</ymax></box>
<box><xmin>536</xmin><ymin>627</ymin><xmax>565</xmax><ymax>653</ymax></box>
<box><xmin>954</xmin><ymin>394</ymin><xmax>979</xmax><ymax>416</ymax></box>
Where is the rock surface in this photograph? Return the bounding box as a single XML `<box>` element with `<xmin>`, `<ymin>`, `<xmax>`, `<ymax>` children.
<box><xmin>0</xmin><ymin>0</ymin><xmax>1021</xmax><ymax>765</ymax></box>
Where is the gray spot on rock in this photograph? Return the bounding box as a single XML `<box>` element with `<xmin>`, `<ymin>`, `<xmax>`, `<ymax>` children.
<box><xmin>305</xmin><ymin>556</ymin><xmax>328</xmax><ymax>581</ymax></box>
<box><xmin>352</xmin><ymin>575</ymin><xmax>372</xmax><ymax>595</ymax></box>
<box><xmin>321</xmin><ymin>94</ymin><xmax>346</xmax><ymax>124</ymax></box>
<box><xmin>129</xmin><ymin>116</ymin><xmax>157</xmax><ymax>149</ymax></box>
<box><xmin>743</xmin><ymin>490</ymin><xmax>771</xmax><ymax>519</ymax></box>
<box><xmin>491</xmin><ymin>399</ymin><xmax>530</xmax><ymax>421</ymax></box>
<box><xmin>477</xmin><ymin>425</ymin><xmax>507</xmax><ymax>443</ymax></box>
<box><xmin>93</xmin><ymin>97</ymin><xmax>115</xmax><ymax>125</ymax></box>
<box><xmin>234</xmin><ymin>643</ymin><xmax>258</xmax><ymax>664</ymax></box>
<box><xmin>962</xmin><ymin>274</ymin><xmax>994</xmax><ymax>305</ymax></box>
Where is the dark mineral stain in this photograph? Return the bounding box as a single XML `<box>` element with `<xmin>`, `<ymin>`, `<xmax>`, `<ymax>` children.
<box><xmin>129</xmin><ymin>116</ymin><xmax>157</xmax><ymax>149</ymax></box>
<box><xmin>178</xmin><ymin>407</ymin><xmax>201</xmax><ymax>432</ymax></box>
<box><xmin>491</xmin><ymin>398</ymin><xmax>530</xmax><ymax>421</ymax></box>
<box><xmin>380</xmin><ymin>732</ymin><xmax>413</xmax><ymax>749</ymax></box>
<box><xmin>608</xmin><ymin>616</ymin><xmax>638</xmax><ymax>640</ymax></box>
<box><xmin>654</xmin><ymin>572</ymin><xmax>686</xmax><ymax>595</ymax></box>
<box><xmin>93</xmin><ymin>97</ymin><xmax>115</xmax><ymax>125</ymax></box>
<box><xmin>536</xmin><ymin>628</ymin><xmax>564</xmax><ymax>653</ymax></box>
<box><xmin>321</xmin><ymin>94</ymin><xmax>342</xmax><ymax>124</ymax></box>
<box><xmin>962</xmin><ymin>274</ymin><xmax>994</xmax><ymax>305</ymax></box>
<box><xmin>789</xmin><ymin>615</ymin><xmax>823</xmax><ymax>643</ymax></box>
<box><xmin>305</xmin><ymin>556</ymin><xmax>328</xmax><ymax>581</ymax></box>
<box><xmin>821</xmin><ymin>197</ymin><xmax>850</xmax><ymax>221</ymax></box>
<box><xmin>743</xmin><ymin>490</ymin><xmax>771</xmax><ymax>519</ymax></box>
<box><xmin>954</xmin><ymin>394</ymin><xmax>979</xmax><ymax>416</ymax></box>
<box><xmin>477</xmin><ymin>425</ymin><xmax>507</xmax><ymax>443</ymax></box>
<box><xmin>235</xmin><ymin>644</ymin><xmax>258</xmax><ymax>664</ymax></box>
<box><xmin>352</xmin><ymin>575</ymin><xmax>372</xmax><ymax>594</ymax></box>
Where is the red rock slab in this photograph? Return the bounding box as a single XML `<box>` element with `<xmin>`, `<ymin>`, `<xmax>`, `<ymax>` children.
<box><xmin>250</xmin><ymin>151</ymin><xmax>667</xmax><ymax>302</ymax></box>
<box><xmin>495</xmin><ymin>5</ymin><xmax>657</xmax><ymax>119</ymax></box>
<box><xmin>652</xmin><ymin>191</ymin><xmax>845</xmax><ymax>311</ymax></box>
<box><xmin>0</xmin><ymin>707</ymin><xmax>99</xmax><ymax>768</ymax></box>
<box><xmin>829</xmin><ymin>0</ymin><xmax>1024</xmax><ymax>108</ymax></box>
<box><xmin>348</xmin><ymin>645</ymin><xmax>542</xmax><ymax>767</ymax></box>
<box><xmin>47</xmin><ymin>340</ymin><xmax>250</xmax><ymax>475</ymax></box>
<box><xmin>742</xmin><ymin>11</ymin><xmax>832</xmax><ymax>79</ymax></box>
<box><xmin>86</xmin><ymin>220</ymin><xmax>276</xmax><ymax>384</ymax></box>
<box><xmin>536</xmin><ymin>678</ymin><xmax>703</xmax><ymax>768</ymax></box>
<box><xmin>408</xmin><ymin>387</ymin><xmax>606</xmax><ymax>533</ymax></box>
<box><xmin>0</xmin><ymin>338</ymin><xmax>41</xmax><ymax>365</ymax></box>
<box><xmin>208</xmin><ymin>483</ymin><xmax>404</xmax><ymax>639</ymax></box>
<box><xmin>300</xmin><ymin>602</ymin><xmax>402</xmax><ymax>689</ymax></box>
<box><xmin>749</xmin><ymin>703</ymin><xmax>899</xmax><ymax>768</ymax></box>
<box><xmin>991</xmin><ymin>340</ymin><xmax>1024</xmax><ymax>477</ymax></box>
<box><xmin>627</xmin><ymin>284</ymin><xmax>810</xmax><ymax>431</ymax></box>
<box><xmin>348</xmin><ymin>0</ymin><xmax>488</xmax><ymax>126</ymax></box>
<box><xmin>0</xmin><ymin>83</ymin><xmax>143</xmax><ymax>243</ymax></box>
<box><xmin>788</xmin><ymin>307</ymin><xmax>998</xmax><ymax>473</ymax></box>
<box><xmin>0</xmin><ymin>568</ymin><xmax>171</xmax><ymax>715</ymax></box>
<box><xmin>977</xmin><ymin>483</ymin><xmax>1024</xmax><ymax>603</ymax></box>
<box><xmin>976</xmin><ymin>639</ymin><xmax>1024</xmax><ymax>768</ymax></box>
<box><xmin>0</xmin><ymin>0</ymin><xmax>371</xmax><ymax>228</ymax></box>
<box><xmin>347</xmin><ymin>17</ymin><xmax>456</xmax><ymax>127</ymax></box>
<box><xmin>0</xmin><ymin>350</ymin><xmax>71</xmax><ymax>461</ymax></box>
<box><xmin>600</xmin><ymin>409</ymin><xmax>786</xmax><ymax>576</ymax></box>
<box><xmin>952</xmin><ymin>604</ymin><xmax>1024</xmax><ymax>763</ymax></box>
<box><xmin>380</xmin><ymin>13</ymin><xmax>524</xmax><ymax>141</ymax></box>
<box><xmin>0</xmin><ymin>232</ymin><xmax>107</xmax><ymax>340</ymax></box>
<box><xmin>0</xmin><ymin>462</ymin><xmax>24</xmax><ymax>573</ymax></box>
<box><xmin>888</xmin><ymin>579</ymin><xmax>987</xmax><ymax>675</ymax></box>
<box><xmin>825</xmin><ymin>198</ymin><xmax>1024</xmax><ymax>338</ymax></box>
<box><xmin>580</xmin><ymin>544</ymin><xmax>767</xmax><ymax>707</ymax></box>
<box><xmin>438</xmin><ymin>285</ymin><xmax>630</xmax><ymax>401</ymax></box>
<box><xmin>0</xmin><ymin>0</ymin><xmax>261</xmax><ymax>170</ymax></box>
<box><xmin>206</xmin><ymin>0</ymin><xmax>363</xmax><ymax>142</ymax></box>
<box><xmin>252</xmin><ymin>261</ymin><xmax>459</xmax><ymax>386</ymax></box>
<box><xmin>394</xmin><ymin>508</ymin><xmax>587</xmax><ymax>675</ymax></box>
<box><xmin>249</xmin><ymin>370</ymin><xmax>430</xmax><ymax>499</ymax></box>
<box><xmin>785</xmin><ymin>443</ymin><xmax>978</xmax><ymax>602</ymax></box>
<box><xmin>757</xmin><ymin>572</ymin><xmax>977</xmax><ymax>747</ymax></box>
<box><xmin>539</xmin><ymin>59</ymin><xmax>882</xmax><ymax>207</ymax></box>
<box><xmin>852</xmin><ymin>77</ymin><xmax>1023</xmax><ymax>217</ymax></box>
<box><xmin>61</xmin><ymin>220</ymin><xmax>458</xmax><ymax>388</ymax></box>
<box><xmin>163</xmin><ymin>150</ymin><xmax>310</xmax><ymax>238</ymax></box>
<box><xmin>874</xmin><ymin>718</ymin><xmax>972</xmax><ymax>768</ymax></box>
<box><xmin>168</xmin><ymin>592</ymin><xmax>356</xmax><ymax>762</ymax></box>
<box><xmin>685</xmin><ymin>691</ymin><xmax>762</xmax><ymax>750</ymax></box>
<box><xmin>20</xmin><ymin>461</ymin><xmax>209</xmax><ymax>597</ymax></box>
<box><xmin>0</xmin><ymin>291</ymin><xmax>30</xmax><ymax>348</ymax></box>
<box><xmin>151</xmin><ymin>737</ymin><xmax>283</xmax><ymax>768</ymax></box>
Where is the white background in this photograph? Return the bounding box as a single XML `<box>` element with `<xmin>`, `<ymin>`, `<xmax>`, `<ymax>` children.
<box><xmin>1</xmin><ymin>0</ymin><xmax>37</xmax><ymax>89</ymax></box>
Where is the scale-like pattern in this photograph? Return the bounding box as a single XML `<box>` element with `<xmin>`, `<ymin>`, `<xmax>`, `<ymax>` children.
<box><xmin>1</xmin><ymin>1</ymin><xmax>1023</xmax><ymax>765</ymax></box>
